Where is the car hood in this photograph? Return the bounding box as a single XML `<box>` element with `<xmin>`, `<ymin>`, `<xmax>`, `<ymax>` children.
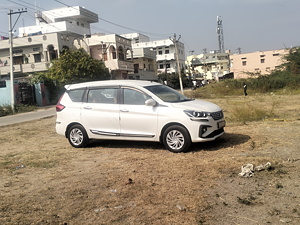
<box><xmin>171</xmin><ymin>99</ymin><xmax>222</xmax><ymax>112</ymax></box>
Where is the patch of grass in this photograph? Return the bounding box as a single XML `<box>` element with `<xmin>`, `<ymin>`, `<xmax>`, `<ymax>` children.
<box><xmin>0</xmin><ymin>153</ymin><xmax>58</xmax><ymax>170</ymax></box>
<box><xmin>15</xmin><ymin>104</ymin><xmax>37</xmax><ymax>113</ymax></box>
<box><xmin>0</xmin><ymin>153</ymin><xmax>20</xmax><ymax>169</ymax></box>
<box><xmin>0</xmin><ymin>104</ymin><xmax>36</xmax><ymax>117</ymax></box>
<box><xmin>228</xmin><ymin>103</ymin><xmax>268</xmax><ymax>124</ymax></box>
<box><xmin>26</xmin><ymin>160</ymin><xmax>58</xmax><ymax>169</ymax></box>
<box><xmin>237</xmin><ymin>196</ymin><xmax>256</xmax><ymax>205</ymax></box>
<box><xmin>0</xmin><ymin>105</ymin><xmax>13</xmax><ymax>117</ymax></box>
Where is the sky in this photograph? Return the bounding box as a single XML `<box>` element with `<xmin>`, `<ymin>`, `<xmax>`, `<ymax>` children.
<box><xmin>1</xmin><ymin>0</ymin><xmax>299</xmax><ymax>55</ymax></box>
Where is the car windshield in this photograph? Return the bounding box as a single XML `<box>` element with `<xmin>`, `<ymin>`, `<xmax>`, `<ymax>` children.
<box><xmin>145</xmin><ymin>85</ymin><xmax>193</xmax><ymax>103</ymax></box>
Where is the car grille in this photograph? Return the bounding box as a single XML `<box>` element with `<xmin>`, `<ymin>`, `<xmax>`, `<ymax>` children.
<box><xmin>211</xmin><ymin>111</ymin><xmax>224</xmax><ymax>120</ymax></box>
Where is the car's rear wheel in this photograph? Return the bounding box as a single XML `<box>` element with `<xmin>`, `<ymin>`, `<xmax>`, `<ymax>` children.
<box><xmin>162</xmin><ymin>125</ymin><xmax>191</xmax><ymax>153</ymax></box>
<box><xmin>68</xmin><ymin>124</ymin><xmax>89</xmax><ymax>148</ymax></box>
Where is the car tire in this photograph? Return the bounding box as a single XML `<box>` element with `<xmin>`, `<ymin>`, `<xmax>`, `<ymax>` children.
<box><xmin>67</xmin><ymin>124</ymin><xmax>89</xmax><ymax>148</ymax></box>
<box><xmin>162</xmin><ymin>125</ymin><xmax>191</xmax><ymax>153</ymax></box>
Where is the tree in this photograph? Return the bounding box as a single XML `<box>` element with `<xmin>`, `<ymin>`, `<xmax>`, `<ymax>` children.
<box><xmin>282</xmin><ymin>47</ymin><xmax>300</xmax><ymax>75</ymax></box>
<box><xmin>48</xmin><ymin>48</ymin><xmax>110</xmax><ymax>86</ymax></box>
<box><xmin>158</xmin><ymin>73</ymin><xmax>190</xmax><ymax>89</ymax></box>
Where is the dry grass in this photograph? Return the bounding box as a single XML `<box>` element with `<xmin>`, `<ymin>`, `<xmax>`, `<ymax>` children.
<box><xmin>1</xmin><ymin>94</ymin><xmax>300</xmax><ymax>224</ymax></box>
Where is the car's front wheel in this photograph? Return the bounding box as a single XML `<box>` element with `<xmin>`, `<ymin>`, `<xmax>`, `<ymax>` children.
<box><xmin>67</xmin><ymin>124</ymin><xmax>89</xmax><ymax>148</ymax></box>
<box><xmin>162</xmin><ymin>125</ymin><xmax>191</xmax><ymax>153</ymax></box>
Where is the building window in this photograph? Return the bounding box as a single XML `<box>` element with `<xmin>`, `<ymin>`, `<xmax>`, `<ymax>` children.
<box><xmin>158</xmin><ymin>50</ymin><xmax>162</xmax><ymax>55</ymax></box>
<box><xmin>242</xmin><ymin>61</ymin><xmax>247</xmax><ymax>66</ymax></box>
<box><xmin>261</xmin><ymin>59</ymin><xmax>265</xmax><ymax>63</ymax></box>
<box><xmin>13</xmin><ymin>56</ymin><xmax>23</xmax><ymax>65</ymax></box>
<box><xmin>273</xmin><ymin>53</ymin><xmax>279</xmax><ymax>56</ymax></box>
<box><xmin>165</xmin><ymin>50</ymin><xmax>169</xmax><ymax>54</ymax></box>
<box><xmin>134</xmin><ymin>64</ymin><xmax>139</xmax><ymax>73</ymax></box>
<box><xmin>33</xmin><ymin>47</ymin><xmax>40</xmax><ymax>51</ymax></box>
<box><xmin>159</xmin><ymin>64</ymin><xmax>164</xmax><ymax>69</ymax></box>
<box><xmin>34</xmin><ymin>54</ymin><xmax>41</xmax><ymax>63</ymax></box>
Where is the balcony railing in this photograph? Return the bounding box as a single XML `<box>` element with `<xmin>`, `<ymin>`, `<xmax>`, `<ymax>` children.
<box><xmin>0</xmin><ymin>62</ymin><xmax>50</xmax><ymax>75</ymax></box>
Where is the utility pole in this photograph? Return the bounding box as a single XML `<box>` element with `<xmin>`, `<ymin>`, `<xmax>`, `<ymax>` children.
<box><xmin>170</xmin><ymin>33</ymin><xmax>183</xmax><ymax>94</ymax></box>
<box><xmin>8</xmin><ymin>8</ymin><xmax>27</xmax><ymax>113</ymax></box>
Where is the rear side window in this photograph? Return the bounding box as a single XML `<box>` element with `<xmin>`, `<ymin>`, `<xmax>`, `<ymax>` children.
<box><xmin>123</xmin><ymin>88</ymin><xmax>150</xmax><ymax>105</ymax></box>
<box><xmin>68</xmin><ymin>89</ymin><xmax>85</xmax><ymax>102</ymax></box>
<box><xmin>88</xmin><ymin>88</ymin><xmax>118</xmax><ymax>104</ymax></box>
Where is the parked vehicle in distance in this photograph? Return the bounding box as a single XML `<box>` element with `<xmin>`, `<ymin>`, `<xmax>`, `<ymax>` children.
<box><xmin>56</xmin><ymin>80</ymin><xmax>225</xmax><ymax>153</ymax></box>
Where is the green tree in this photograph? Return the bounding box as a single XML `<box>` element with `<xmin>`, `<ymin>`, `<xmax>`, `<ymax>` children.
<box><xmin>48</xmin><ymin>48</ymin><xmax>110</xmax><ymax>86</ymax></box>
<box><xmin>282</xmin><ymin>47</ymin><xmax>300</xmax><ymax>75</ymax></box>
<box><xmin>158</xmin><ymin>73</ymin><xmax>190</xmax><ymax>89</ymax></box>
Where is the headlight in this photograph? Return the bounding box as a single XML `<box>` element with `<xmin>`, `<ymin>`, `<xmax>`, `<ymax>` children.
<box><xmin>184</xmin><ymin>110</ymin><xmax>210</xmax><ymax>118</ymax></box>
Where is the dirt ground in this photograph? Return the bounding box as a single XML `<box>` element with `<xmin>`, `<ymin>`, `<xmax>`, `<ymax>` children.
<box><xmin>0</xmin><ymin>95</ymin><xmax>300</xmax><ymax>225</ymax></box>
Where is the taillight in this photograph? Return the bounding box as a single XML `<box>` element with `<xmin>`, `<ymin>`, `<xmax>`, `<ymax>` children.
<box><xmin>56</xmin><ymin>103</ymin><xmax>65</xmax><ymax>112</ymax></box>
<box><xmin>56</xmin><ymin>94</ymin><xmax>65</xmax><ymax>112</ymax></box>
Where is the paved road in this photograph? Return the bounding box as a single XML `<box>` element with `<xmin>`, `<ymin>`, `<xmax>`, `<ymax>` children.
<box><xmin>0</xmin><ymin>106</ymin><xmax>56</xmax><ymax>127</ymax></box>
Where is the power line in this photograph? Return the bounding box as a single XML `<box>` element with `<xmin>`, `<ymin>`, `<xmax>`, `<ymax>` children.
<box><xmin>6</xmin><ymin>0</ymin><xmax>173</xmax><ymax>41</ymax></box>
<box><xmin>53</xmin><ymin>0</ymin><xmax>171</xmax><ymax>38</ymax></box>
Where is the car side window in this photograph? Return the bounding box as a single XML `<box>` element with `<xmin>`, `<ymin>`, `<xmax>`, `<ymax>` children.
<box><xmin>123</xmin><ymin>88</ymin><xmax>149</xmax><ymax>105</ymax></box>
<box><xmin>68</xmin><ymin>89</ymin><xmax>85</xmax><ymax>102</ymax></box>
<box><xmin>88</xmin><ymin>88</ymin><xmax>118</xmax><ymax>104</ymax></box>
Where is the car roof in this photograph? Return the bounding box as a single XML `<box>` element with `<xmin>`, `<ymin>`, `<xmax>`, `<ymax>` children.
<box><xmin>65</xmin><ymin>80</ymin><xmax>161</xmax><ymax>90</ymax></box>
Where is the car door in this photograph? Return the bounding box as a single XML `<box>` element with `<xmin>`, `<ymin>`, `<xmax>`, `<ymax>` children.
<box><xmin>81</xmin><ymin>87</ymin><xmax>120</xmax><ymax>137</ymax></box>
<box><xmin>119</xmin><ymin>87</ymin><xmax>158</xmax><ymax>138</ymax></box>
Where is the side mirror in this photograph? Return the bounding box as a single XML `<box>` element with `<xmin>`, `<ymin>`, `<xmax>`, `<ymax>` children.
<box><xmin>145</xmin><ymin>99</ymin><xmax>157</xmax><ymax>106</ymax></box>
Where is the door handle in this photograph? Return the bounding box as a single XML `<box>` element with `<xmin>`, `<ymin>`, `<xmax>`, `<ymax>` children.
<box><xmin>84</xmin><ymin>106</ymin><xmax>92</xmax><ymax>110</ymax></box>
<box><xmin>120</xmin><ymin>109</ymin><xmax>129</xmax><ymax>112</ymax></box>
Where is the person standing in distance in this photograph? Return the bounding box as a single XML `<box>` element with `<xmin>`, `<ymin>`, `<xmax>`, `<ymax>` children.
<box><xmin>243</xmin><ymin>82</ymin><xmax>248</xmax><ymax>96</ymax></box>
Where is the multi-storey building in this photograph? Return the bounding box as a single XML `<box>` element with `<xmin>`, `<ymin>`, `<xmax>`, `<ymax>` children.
<box><xmin>0</xmin><ymin>6</ymin><xmax>98</xmax><ymax>80</ymax></box>
<box><xmin>86</xmin><ymin>33</ymin><xmax>134</xmax><ymax>80</ymax></box>
<box><xmin>120</xmin><ymin>33</ymin><xmax>157</xmax><ymax>80</ymax></box>
<box><xmin>186</xmin><ymin>51</ymin><xmax>231</xmax><ymax>81</ymax></box>
<box><xmin>0</xmin><ymin>32</ymin><xmax>86</xmax><ymax>79</ymax></box>
<box><xmin>19</xmin><ymin>6</ymin><xmax>98</xmax><ymax>37</ymax></box>
<box><xmin>122</xmin><ymin>33</ymin><xmax>186</xmax><ymax>76</ymax></box>
<box><xmin>230</xmin><ymin>49</ymin><xmax>288</xmax><ymax>79</ymax></box>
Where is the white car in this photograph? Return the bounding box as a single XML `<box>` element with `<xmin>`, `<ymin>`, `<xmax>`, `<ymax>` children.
<box><xmin>56</xmin><ymin>80</ymin><xmax>225</xmax><ymax>153</ymax></box>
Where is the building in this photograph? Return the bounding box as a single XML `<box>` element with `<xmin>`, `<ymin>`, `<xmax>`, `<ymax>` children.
<box><xmin>186</xmin><ymin>51</ymin><xmax>231</xmax><ymax>81</ymax></box>
<box><xmin>0</xmin><ymin>6</ymin><xmax>98</xmax><ymax>106</ymax></box>
<box><xmin>0</xmin><ymin>32</ymin><xmax>87</xmax><ymax>80</ymax></box>
<box><xmin>19</xmin><ymin>6</ymin><xmax>98</xmax><ymax>37</ymax></box>
<box><xmin>230</xmin><ymin>49</ymin><xmax>288</xmax><ymax>79</ymax></box>
<box><xmin>86</xmin><ymin>33</ymin><xmax>134</xmax><ymax>80</ymax></box>
<box><xmin>0</xmin><ymin>6</ymin><xmax>98</xmax><ymax>80</ymax></box>
<box><xmin>120</xmin><ymin>33</ymin><xmax>157</xmax><ymax>80</ymax></box>
<box><xmin>122</xmin><ymin>33</ymin><xmax>186</xmax><ymax>76</ymax></box>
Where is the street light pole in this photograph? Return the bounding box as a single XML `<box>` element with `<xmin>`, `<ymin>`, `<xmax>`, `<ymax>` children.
<box><xmin>170</xmin><ymin>33</ymin><xmax>183</xmax><ymax>94</ymax></box>
<box><xmin>8</xmin><ymin>10</ymin><xmax>14</xmax><ymax>113</ymax></box>
<box><xmin>8</xmin><ymin>9</ymin><xmax>27</xmax><ymax>113</ymax></box>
